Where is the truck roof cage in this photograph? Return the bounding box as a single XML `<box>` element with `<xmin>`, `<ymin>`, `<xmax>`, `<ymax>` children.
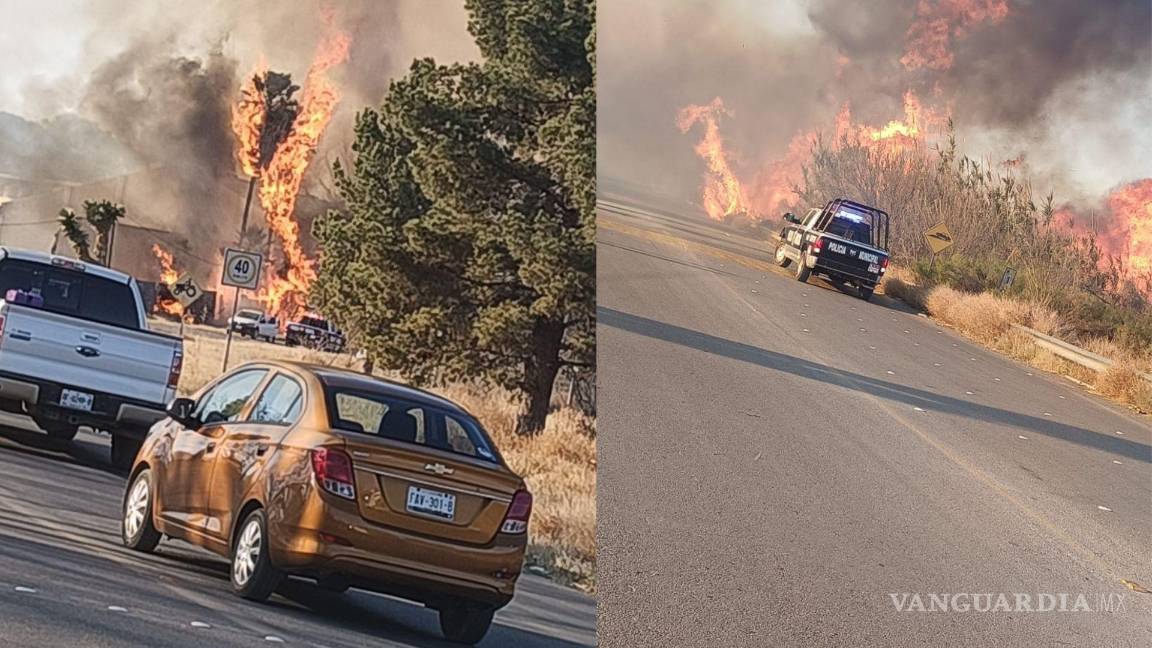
<box><xmin>816</xmin><ymin>198</ymin><xmax>890</xmax><ymax>249</ymax></box>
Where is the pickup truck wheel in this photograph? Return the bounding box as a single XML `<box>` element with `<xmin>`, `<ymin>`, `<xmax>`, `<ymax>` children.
<box><xmin>858</xmin><ymin>286</ymin><xmax>874</xmax><ymax>301</ymax></box>
<box><xmin>439</xmin><ymin>601</ymin><xmax>495</xmax><ymax>644</ymax></box>
<box><xmin>774</xmin><ymin>245</ymin><xmax>792</xmax><ymax>268</ymax></box>
<box><xmin>794</xmin><ymin>257</ymin><xmax>812</xmax><ymax>283</ymax></box>
<box><xmin>42</xmin><ymin>423</ymin><xmax>79</xmax><ymax>442</ymax></box>
<box><xmin>231</xmin><ymin>509</ymin><xmax>283</xmax><ymax>601</ymax></box>
<box><xmin>110</xmin><ymin>435</ymin><xmax>141</xmax><ymax>472</ymax></box>
<box><xmin>122</xmin><ymin>469</ymin><xmax>161</xmax><ymax>552</ymax></box>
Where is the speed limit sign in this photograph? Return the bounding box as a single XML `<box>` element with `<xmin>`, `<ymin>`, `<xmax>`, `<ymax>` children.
<box><xmin>222</xmin><ymin>248</ymin><xmax>263</xmax><ymax>290</ymax></box>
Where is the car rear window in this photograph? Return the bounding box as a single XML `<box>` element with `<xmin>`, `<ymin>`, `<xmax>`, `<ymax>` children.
<box><xmin>328</xmin><ymin>390</ymin><xmax>499</xmax><ymax>463</ymax></box>
<box><xmin>0</xmin><ymin>258</ymin><xmax>139</xmax><ymax>328</ymax></box>
<box><xmin>300</xmin><ymin>316</ymin><xmax>328</xmax><ymax>329</ymax></box>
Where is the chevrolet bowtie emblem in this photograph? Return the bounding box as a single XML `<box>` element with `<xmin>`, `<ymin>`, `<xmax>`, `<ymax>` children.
<box><xmin>424</xmin><ymin>463</ymin><xmax>454</xmax><ymax>475</ymax></box>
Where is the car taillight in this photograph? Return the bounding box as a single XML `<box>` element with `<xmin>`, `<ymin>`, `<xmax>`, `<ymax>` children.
<box><xmin>881</xmin><ymin>257</ymin><xmax>890</xmax><ymax>273</ymax></box>
<box><xmin>810</xmin><ymin>238</ymin><xmax>823</xmax><ymax>254</ymax></box>
<box><xmin>167</xmin><ymin>350</ymin><xmax>182</xmax><ymax>390</ymax></box>
<box><xmin>310</xmin><ymin>447</ymin><xmax>356</xmax><ymax>500</ymax></box>
<box><xmin>501</xmin><ymin>488</ymin><xmax>533</xmax><ymax>534</ymax></box>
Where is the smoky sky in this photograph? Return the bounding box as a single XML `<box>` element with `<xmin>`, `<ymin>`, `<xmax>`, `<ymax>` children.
<box><xmin>599</xmin><ymin>0</ymin><xmax>1152</xmax><ymax>204</ymax></box>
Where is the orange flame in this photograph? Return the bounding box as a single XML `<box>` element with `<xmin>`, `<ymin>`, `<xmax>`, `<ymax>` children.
<box><xmin>234</xmin><ymin>11</ymin><xmax>351</xmax><ymax>322</ymax></box>
<box><xmin>151</xmin><ymin>243</ymin><xmax>183</xmax><ymax>316</ymax></box>
<box><xmin>231</xmin><ymin>64</ymin><xmax>267</xmax><ymax>178</ymax></box>
<box><xmin>676</xmin><ymin>98</ymin><xmax>752</xmax><ymax>221</ymax></box>
<box><xmin>901</xmin><ymin>0</ymin><xmax>1009</xmax><ymax>71</ymax></box>
<box><xmin>680</xmin><ymin>91</ymin><xmax>950</xmax><ymax>221</ymax></box>
<box><xmin>1055</xmin><ymin>179</ymin><xmax>1152</xmax><ymax>295</ymax></box>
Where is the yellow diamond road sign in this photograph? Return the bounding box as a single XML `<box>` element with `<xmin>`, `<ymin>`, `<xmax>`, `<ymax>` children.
<box><xmin>170</xmin><ymin>273</ymin><xmax>202</xmax><ymax>309</ymax></box>
<box><xmin>924</xmin><ymin>222</ymin><xmax>955</xmax><ymax>255</ymax></box>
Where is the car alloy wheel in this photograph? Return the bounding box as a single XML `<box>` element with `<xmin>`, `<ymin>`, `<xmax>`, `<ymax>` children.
<box><xmin>230</xmin><ymin>509</ymin><xmax>282</xmax><ymax>601</ymax></box>
<box><xmin>121</xmin><ymin>469</ymin><xmax>160</xmax><ymax>552</ymax></box>
<box><xmin>233</xmin><ymin>518</ymin><xmax>262</xmax><ymax>587</ymax></box>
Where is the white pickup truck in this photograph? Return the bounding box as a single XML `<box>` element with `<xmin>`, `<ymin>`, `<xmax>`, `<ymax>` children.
<box><xmin>0</xmin><ymin>248</ymin><xmax>183</xmax><ymax>469</ymax></box>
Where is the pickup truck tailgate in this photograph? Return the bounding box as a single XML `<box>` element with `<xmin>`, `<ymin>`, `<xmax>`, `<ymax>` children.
<box><xmin>0</xmin><ymin>304</ymin><xmax>179</xmax><ymax>405</ymax></box>
<box><xmin>819</xmin><ymin>235</ymin><xmax>887</xmax><ymax>278</ymax></box>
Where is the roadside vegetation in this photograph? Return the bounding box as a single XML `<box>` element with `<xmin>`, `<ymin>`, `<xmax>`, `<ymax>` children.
<box><xmin>166</xmin><ymin>327</ymin><xmax>597</xmax><ymax>591</ymax></box>
<box><xmin>797</xmin><ymin>127</ymin><xmax>1152</xmax><ymax>412</ymax></box>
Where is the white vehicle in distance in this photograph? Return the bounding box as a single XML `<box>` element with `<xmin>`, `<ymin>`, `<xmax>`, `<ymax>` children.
<box><xmin>228</xmin><ymin>308</ymin><xmax>278</xmax><ymax>343</ymax></box>
<box><xmin>0</xmin><ymin>247</ymin><xmax>184</xmax><ymax>469</ymax></box>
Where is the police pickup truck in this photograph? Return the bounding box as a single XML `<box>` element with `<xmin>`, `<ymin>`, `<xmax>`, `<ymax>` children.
<box><xmin>773</xmin><ymin>198</ymin><xmax>891</xmax><ymax>301</ymax></box>
<box><xmin>0</xmin><ymin>248</ymin><xmax>183</xmax><ymax>469</ymax></box>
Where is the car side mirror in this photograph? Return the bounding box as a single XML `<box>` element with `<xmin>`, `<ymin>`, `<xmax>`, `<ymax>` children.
<box><xmin>166</xmin><ymin>397</ymin><xmax>200</xmax><ymax>429</ymax></box>
<box><xmin>783</xmin><ymin>212</ymin><xmax>797</xmax><ymax>224</ymax></box>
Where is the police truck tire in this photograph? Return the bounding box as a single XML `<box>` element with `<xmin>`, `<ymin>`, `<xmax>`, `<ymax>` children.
<box><xmin>774</xmin><ymin>245</ymin><xmax>792</xmax><ymax>268</ymax></box>
<box><xmin>794</xmin><ymin>258</ymin><xmax>811</xmax><ymax>283</ymax></box>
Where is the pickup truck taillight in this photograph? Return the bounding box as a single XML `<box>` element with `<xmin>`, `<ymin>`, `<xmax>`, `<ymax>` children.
<box><xmin>167</xmin><ymin>350</ymin><xmax>183</xmax><ymax>390</ymax></box>
<box><xmin>881</xmin><ymin>257</ymin><xmax>890</xmax><ymax>272</ymax></box>
<box><xmin>810</xmin><ymin>237</ymin><xmax>824</xmax><ymax>254</ymax></box>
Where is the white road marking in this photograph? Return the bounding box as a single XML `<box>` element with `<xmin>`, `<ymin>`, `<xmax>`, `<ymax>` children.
<box><xmin>970</xmin><ymin>357</ymin><xmax>976</xmax><ymax>361</ymax></box>
<box><xmin>1018</xmin><ymin>435</ymin><xmax>1028</xmax><ymax>440</ymax></box>
<box><xmin>1043</xmin><ymin>412</ymin><xmax>1052</xmax><ymax>417</ymax></box>
<box><xmin>1026</xmin><ymin>372</ymin><xmax>1034</xmax><ymax>376</ymax></box>
<box><xmin>952</xmin><ymin>343</ymin><xmax>958</xmax><ymax>347</ymax></box>
<box><xmin>903</xmin><ymin>330</ymin><xmax>910</xmax><ymax>333</ymax></box>
<box><xmin>1116</xmin><ymin>431</ymin><xmax>1125</xmax><ymax>435</ymax></box>
<box><xmin>913</xmin><ymin>407</ymin><xmax>926</xmax><ymax>412</ymax></box>
<box><xmin>802</xmin><ymin>328</ymin><xmax>810</xmax><ymax>333</ymax></box>
<box><xmin>1058</xmin><ymin>396</ymin><xmax>1066</xmax><ymax>399</ymax></box>
<box><xmin>886</xmin><ymin>370</ymin><xmax>895</xmax><ymax>375</ymax></box>
<box><xmin>934</xmin><ymin>362</ymin><xmax>941</xmax><ymax>367</ymax></box>
<box><xmin>264</xmin><ymin>637</ymin><xmax>285</xmax><ymax>643</ymax></box>
<box><xmin>107</xmin><ymin>606</ymin><xmax>127</xmax><ymax>612</ymax></box>
<box><xmin>1113</xmin><ymin>460</ymin><xmax>1122</xmax><ymax>465</ymax></box>
<box><xmin>993</xmin><ymin>378</ymin><xmax>1001</xmax><ymax>382</ymax></box>
<box><xmin>751</xmin><ymin>289</ymin><xmax>758</xmax><ymax>294</ymax></box>
<box><xmin>800</xmin><ymin>313</ymin><xmax>807</xmax><ymax>317</ymax></box>
<box><xmin>859</xmin><ymin>328</ymin><xmax>867</xmax><ymax>332</ymax></box>
<box><xmin>191</xmin><ymin>621</ymin><xmax>212</xmax><ymax>629</ymax></box>
<box><xmin>1097</xmin><ymin>506</ymin><xmax>1112</xmax><ymax>512</ymax></box>
<box><xmin>14</xmin><ymin>586</ymin><xmax>36</xmax><ymax>593</ymax></box>
<box><xmin>965</xmin><ymin>391</ymin><xmax>974</xmax><ymax>395</ymax></box>
<box><xmin>869</xmin><ymin>345</ymin><xmax>876</xmax><ymax>350</ymax></box>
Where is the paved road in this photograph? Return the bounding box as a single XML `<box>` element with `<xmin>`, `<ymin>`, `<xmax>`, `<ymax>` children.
<box><xmin>0</xmin><ymin>414</ymin><xmax>595</xmax><ymax>647</ymax></box>
<box><xmin>597</xmin><ymin>198</ymin><xmax>1152</xmax><ymax>647</ymax></box>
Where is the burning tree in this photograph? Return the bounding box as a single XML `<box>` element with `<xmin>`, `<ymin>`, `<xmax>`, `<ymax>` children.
<box><xmin>231</xmin><ymin>20</ymin><xmax>350</xmax><ymax>322</ymax></box>
<box><xmin>313</xmin><ymin>0</ymin><xmax>595</xmax><ymax>435</ymax></box>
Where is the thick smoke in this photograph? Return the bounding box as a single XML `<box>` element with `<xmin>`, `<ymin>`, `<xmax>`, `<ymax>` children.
<box><xmin>599</xmin><ymin>0</ymin><xmax>1152</xmax><ymax>204</ymax></box>
<box><xmin>0</xmin><ymin>0</ymin><xmax>477</xmax><ymax>277</ymax></box>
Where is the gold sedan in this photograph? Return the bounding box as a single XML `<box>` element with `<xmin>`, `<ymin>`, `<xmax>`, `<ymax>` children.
<box><xmin>121</xmin><ymin>360</ymin><xmax>533</xmax><ymax>644</ymax></box>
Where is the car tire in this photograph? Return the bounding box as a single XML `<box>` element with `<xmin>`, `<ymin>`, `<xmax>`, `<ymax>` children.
<box><xmin>794</xmin><ymin>256</ymin><xmax>811</xmax><ymax>282</ymax></box>
<box><xmin>774</xmin><ymin>245</ymin><xmax>792</xmax><ymax>268</ymax></box>
<box><xmin>122</xmin><ymin>469</ymin><xmax>161</xmax><ymax>552</ymax></box>
<box><xmin>439</xmin><ymin>602</ymin><xmax>495</xmax><ymax>645</ymax></box>
<box><xmin>110</xmin><ymin>435</ymin><xmax>141</xmax><ymax>472</ymax></box>
<box><xmin>231</xmin><ymin>509</ymin><xmax>282</xmax><ymax>602</ymax></box>
<box><xmin>858</xmin><ymin>286</ymin><xmax>874</xmax><ymax>301</ymax></box>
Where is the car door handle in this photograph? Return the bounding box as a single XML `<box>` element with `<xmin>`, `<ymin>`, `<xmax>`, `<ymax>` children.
<box><xmin>9</xmin><ymin>331</ymin><xmax>31</xmax><ymax>341</ymax></box>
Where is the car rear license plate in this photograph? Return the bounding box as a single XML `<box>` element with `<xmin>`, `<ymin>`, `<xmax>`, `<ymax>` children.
<box><xmin>868</xmin><ymin>263</ymin><xmax>880</xmax><ymax>273</ymax></box>
<box><xmin>406</xmin><ymin>486</ymin><xmax>455</xmax><ymax>519</ymax></box>
<box><xmin>59</xmin><ymin>389</ymin><xmax>93</xmax><ymax>412</ymax></box>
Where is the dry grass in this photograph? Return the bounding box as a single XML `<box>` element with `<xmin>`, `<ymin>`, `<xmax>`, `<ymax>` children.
<box><xmin>166</xmin><ymin>323</ymin><xmax>597</xmax><ymax>590</ymax></box>
<box><xmin>884</xmin><ymin>273</ymin><xmax>1152</xmax><ymax>413</ymax></box>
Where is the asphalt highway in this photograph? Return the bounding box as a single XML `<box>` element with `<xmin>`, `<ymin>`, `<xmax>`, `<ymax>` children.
<box><xmin>596</xmin><ymin>197</ymin><xmax>1152</xmax><ymax>647</ymax></box>
<box><xmin>0</xmin><ymin>413</ymin><xmax>595</xmax><ymax>647</ymax></box>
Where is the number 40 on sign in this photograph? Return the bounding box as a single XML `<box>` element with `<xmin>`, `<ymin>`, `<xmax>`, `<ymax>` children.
<box><xmin>222</xmin><ymin>248</ymin><xmax>263</xmax><ymax>291</ymax></box>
